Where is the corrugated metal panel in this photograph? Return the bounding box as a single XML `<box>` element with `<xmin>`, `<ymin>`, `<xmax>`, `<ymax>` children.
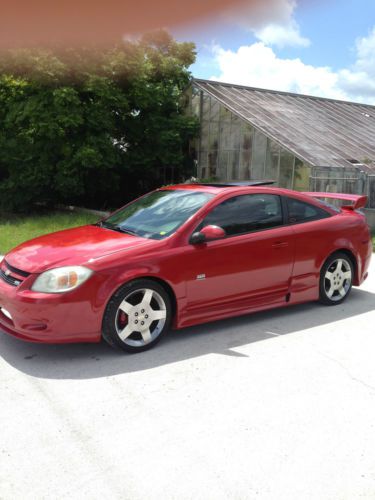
<box><xmin>193</xmin><ymin>79</ymin><xmax>375</xmax><ymax>171</ymax></box>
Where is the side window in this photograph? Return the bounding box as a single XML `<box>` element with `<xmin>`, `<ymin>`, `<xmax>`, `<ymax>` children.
<box><xmin>287</xmin><ymin>197</ymin><xmax>330</xmax><ymax>223</ymax></box>
<box><xmin>200</xmin><ymin>194</ymin><xmax>283</xmax><ymax>237</ymax></box>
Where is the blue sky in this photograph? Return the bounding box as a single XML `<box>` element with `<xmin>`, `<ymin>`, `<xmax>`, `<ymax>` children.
<box><xmin>173</xmin><ymin>0</ymin><xmax>375</xmax><ymax>103</ymax></box>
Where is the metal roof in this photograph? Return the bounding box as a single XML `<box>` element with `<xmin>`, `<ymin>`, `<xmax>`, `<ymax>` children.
<box><xmin>193</xmin><ymin>79</ymin><xmax>375</xmax><ymax>172</ymax></box>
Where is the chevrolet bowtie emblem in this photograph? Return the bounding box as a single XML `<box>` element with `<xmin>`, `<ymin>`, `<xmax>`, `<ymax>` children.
<box><xmin>4</xmin><ymin>269</ymin><xmax>10</xmax><ymax>276</ymax></box>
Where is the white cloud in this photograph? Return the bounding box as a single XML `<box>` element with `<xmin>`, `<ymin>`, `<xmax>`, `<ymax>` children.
<box><xmin>211</xmin><ymin>43</ymin><xmax>346</xmax><ymax>99</ymax></box>
<box><xmin>226</xmin><ymin>0</ymin><xmax>310</xmax><ymax>48</ymax></box>
<box><xmin>254</xmin><ymin>21</ymin><xmax>310</xmax><ymax>48</ymax></box>
<box><xmin>209</xmin><ymin>27</ymin><xmax>375</xmax><ymax>104</ymax></box>
<box><xmin>355</xmin><ymin>27</ymin><xmax>375</xmax><ymax>75</ymax></box>
<box><xmin>338</xmin><ymin>69</ymin><xmax>375</xmax><ymax>100</ymax></box>
<box><xmin>336</xmin><ymin>28</ymin><xmax>375</xmax><ymax>99</ymax></box>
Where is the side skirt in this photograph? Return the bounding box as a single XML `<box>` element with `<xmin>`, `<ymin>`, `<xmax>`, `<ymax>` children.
<box><xmin>175</xmin><ymin>275</ymin><xmax>320</xmax><ymax>330</ymax></box>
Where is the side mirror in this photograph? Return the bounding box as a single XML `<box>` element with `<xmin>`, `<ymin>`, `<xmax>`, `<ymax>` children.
<box><xmin>190</xmin><ymin>225</ymin><xmax>226</xmax><ymax>244</ymax></box>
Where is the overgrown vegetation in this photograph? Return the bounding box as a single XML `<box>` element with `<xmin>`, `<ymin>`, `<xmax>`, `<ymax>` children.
<box><xmin>0</xmin><ymin>31</ymin><xmax>198</xmax><ymax>212</ymax></box>
<box><xmin>0</xmin><ymin>210</ymin><xmax>98</xmax><ymax>254</ymax></box>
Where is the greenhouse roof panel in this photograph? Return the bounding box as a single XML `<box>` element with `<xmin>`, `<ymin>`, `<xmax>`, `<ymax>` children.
<box><xmin>193</xmin><ymin>79</ymin><xmax>375</xmax><ymax>169</ymax></box>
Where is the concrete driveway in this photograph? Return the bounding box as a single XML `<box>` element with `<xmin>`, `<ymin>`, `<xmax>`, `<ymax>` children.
<box><xmin>1</xmin><ymin>260</ymin><xmax>375</xmax><ymax>500</ymax></box>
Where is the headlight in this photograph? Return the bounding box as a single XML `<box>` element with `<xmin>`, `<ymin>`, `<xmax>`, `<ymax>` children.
<box><xmin>31</xmin><ymin>266</ymin><xmax>93</xmax><ymax>293</ymax></box>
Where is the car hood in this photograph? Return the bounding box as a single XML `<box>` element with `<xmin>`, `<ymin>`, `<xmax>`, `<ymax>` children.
<box><xmin>5</xmin><ymin>225</ymin><xmax>159</xmax><ymax>273</ymax></box>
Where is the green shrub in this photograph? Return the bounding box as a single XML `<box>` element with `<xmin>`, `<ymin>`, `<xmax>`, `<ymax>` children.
<box><xmin>0</xmin><ymin>31</ymin><xmax>199</xmax><ymax>211</ymax></box>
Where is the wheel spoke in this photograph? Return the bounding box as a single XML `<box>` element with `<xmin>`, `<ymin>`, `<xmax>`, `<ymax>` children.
<box><xmin>119</xmin><ymin>300</ymin><xmax>134</xmax><ymax>314</ymax></box>
<box><xmin>338</xmin><ymin>287</ymin><xmax>346</xmax><ymax>297</ymax></box>
<box><xmin>336</xmin><ymin>260</ymin><xmax>343</xmax><ymax>273</ymax></box>
<box><xmin>118</xmin><ymin>324</ymin><xmax>134</xmax><ymax>341</ymax></box>
<box><xmin>141</xmin><ymin>328</ymin><xmax>152</xmax><ymax>343</ymax></box>
<box><xmin>325</xmin><ymin>271</ymin><xmax>333</xmax><ymax>280</ymax></box>
<box><xmin>142</xmin><ymin>289</ymin><xmax>154</xmax><ymax>306</ymax></box>
<box><xmin>150</xmin><ymin>309</ymin><xmax>166</xmax><ymax>320</ymax></box>
<box><xmin>343</xmin><ymin>271</ymin><xmax>352</xmax><ymax>280</ymax></box>
<box><xmin>326</xmin><ymin>287</ymin><xmax>335</xmax><ymax>298</ymax></box>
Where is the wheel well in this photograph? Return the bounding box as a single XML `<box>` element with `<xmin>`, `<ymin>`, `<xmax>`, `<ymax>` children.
<box><xmin>135</xmin><ymin>276</ymin><xmax>178</xmax><ymax>319</ymax></box>
<box><xmin>325</xmin><ymin>249</ymin><xmax>358</xmax><ymax>283</ymax></box>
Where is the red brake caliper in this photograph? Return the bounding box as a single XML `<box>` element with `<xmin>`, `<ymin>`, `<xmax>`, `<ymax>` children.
<box><xmin>118</xmin><ymin>311</ymin><xmax>128</xmax><ymax>329</ymax></box>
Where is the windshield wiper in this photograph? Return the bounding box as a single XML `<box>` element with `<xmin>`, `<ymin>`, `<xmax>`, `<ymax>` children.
<box><xmin>114</xmin><ymin>226</ymin><xmax>139</xmax><ymax>236</ymax></box>
<box><xmin>95</xmin><ymin>221</ymin><xmax>139</xmax><ymax>236</ymax></box>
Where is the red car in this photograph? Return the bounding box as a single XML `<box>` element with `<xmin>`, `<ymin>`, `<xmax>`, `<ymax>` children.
<box><xmin>0</xmin><ymin>183</ymin><xmax>372</xmax><ymax>353</ymax></box>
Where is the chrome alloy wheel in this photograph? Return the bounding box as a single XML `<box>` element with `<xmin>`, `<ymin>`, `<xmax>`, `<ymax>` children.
<box><xmin>115</xmin><ymin>288</ymin><xmax>167</xmax><ymax>347</ymax></box>
<box><xmin>323</xmin><ymin>258</ymin><xmax>352</xmax><ymax>302</ymax></box>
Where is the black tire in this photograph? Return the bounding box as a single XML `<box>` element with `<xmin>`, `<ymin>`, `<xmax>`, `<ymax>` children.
<box><xmin>102</xmin><ymin>279</ymin><xmax>172</xmax><ymax>353</ymax></box>
<box><xmin>319</xmin><ymin>252</ymin><xmax>354</xmax><ymax>306</ymax></box>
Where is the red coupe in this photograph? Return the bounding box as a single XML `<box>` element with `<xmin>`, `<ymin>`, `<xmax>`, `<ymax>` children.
<box><xmin>0</xmin><ymin>183</ymin><xmax>372</xmax><ymax>353</ymax></box>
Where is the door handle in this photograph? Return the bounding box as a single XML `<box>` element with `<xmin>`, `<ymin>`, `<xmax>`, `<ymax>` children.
<box><xmin>272</xmin><ymin>241</ymin><xmax>288</xmax><ymax>248</ymax></box>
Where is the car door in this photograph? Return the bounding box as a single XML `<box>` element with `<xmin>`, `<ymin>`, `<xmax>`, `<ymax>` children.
<box><xmin>182</xmin><ymin>193</ymin><xmax>295</xmax><ymax>321</ymax></box>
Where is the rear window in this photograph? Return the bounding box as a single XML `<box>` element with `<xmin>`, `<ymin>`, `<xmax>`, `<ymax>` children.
<box><xmin>286</xmin><ymin>197</ymin><xmax>331</xmax><ymax>224</ymax></box>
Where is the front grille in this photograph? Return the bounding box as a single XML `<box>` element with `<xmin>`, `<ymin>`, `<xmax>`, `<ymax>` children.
<box><xmin>0</xmin><ymin>269</ymin><xmax>23</xmax><ymax>287</ymax></box>
<box><xmin>4</xmin><ymin>260</ymin><xmax>30</xmax><ymax>278</ymax></box>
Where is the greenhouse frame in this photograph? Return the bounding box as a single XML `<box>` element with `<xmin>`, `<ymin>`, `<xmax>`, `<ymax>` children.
<box><xmin>188</xmin><ymin>79</ymin><xmax>375</xmax><ymax>209</ymax></box>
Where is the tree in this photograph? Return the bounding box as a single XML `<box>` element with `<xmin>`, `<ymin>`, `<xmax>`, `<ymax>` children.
<box><xmin>0</xmin><ymin>31</ymin><xmax>199</xmax><ymax>211</ymax></box>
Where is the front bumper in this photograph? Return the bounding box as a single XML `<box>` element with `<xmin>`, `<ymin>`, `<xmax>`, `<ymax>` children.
<box><xmin>0</xmin><ymin>272</ymin><xmax>103</xmax><ymax>344</ymax></box>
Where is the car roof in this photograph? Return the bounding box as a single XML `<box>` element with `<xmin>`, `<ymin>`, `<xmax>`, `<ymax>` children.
<box><xmin>161</xmin><ymin>183</ymin><xmax>299</xmax><ymax>197</ymax></box>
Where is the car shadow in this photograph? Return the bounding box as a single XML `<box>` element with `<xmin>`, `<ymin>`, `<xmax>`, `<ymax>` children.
<box><xmin>0</xmin><ymin>287</ymin><xmax>374</xmax><ymax>380</ymax></box>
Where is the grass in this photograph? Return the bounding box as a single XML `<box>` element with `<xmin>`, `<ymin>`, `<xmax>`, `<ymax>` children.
<box><xmin>0</xmin><ymin>210</ymin><xmax>99</xmax><ymax>255</ymax></box>
<box><xmin>372</xmin><ymin>234</ymin><xmax>375</xmax><ymax>252</ymax></box>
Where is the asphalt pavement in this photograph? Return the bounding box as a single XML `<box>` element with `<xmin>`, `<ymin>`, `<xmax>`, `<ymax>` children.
<box><xmin>1</xmin><ymin>259</ymin><xmax>375</xmax><ymax>500</ymax></box>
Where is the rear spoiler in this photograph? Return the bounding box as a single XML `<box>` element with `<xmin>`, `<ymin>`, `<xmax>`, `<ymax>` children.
<box><xmin>302</xmin><ymin>192</ymin><xmax>368</xmax><ymax>210</ymax></box>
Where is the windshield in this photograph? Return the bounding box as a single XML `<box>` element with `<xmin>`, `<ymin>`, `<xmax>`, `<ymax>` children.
<box><xmin>100</xmin><ymin>189</ymin><xmax>214</xmax><ymax>240</ymax></box>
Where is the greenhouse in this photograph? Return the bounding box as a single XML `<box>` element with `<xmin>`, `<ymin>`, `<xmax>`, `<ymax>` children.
<box><xmin>188</xmin><ymin>79</ymin><xmax>375</xmax><ymax>208</ymax></box>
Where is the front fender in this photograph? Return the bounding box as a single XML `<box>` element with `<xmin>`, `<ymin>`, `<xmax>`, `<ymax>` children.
<box><xmin>96</xmin><ymin>265</ymin><xmax>185</xmax><ymax>329</ymax></box>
